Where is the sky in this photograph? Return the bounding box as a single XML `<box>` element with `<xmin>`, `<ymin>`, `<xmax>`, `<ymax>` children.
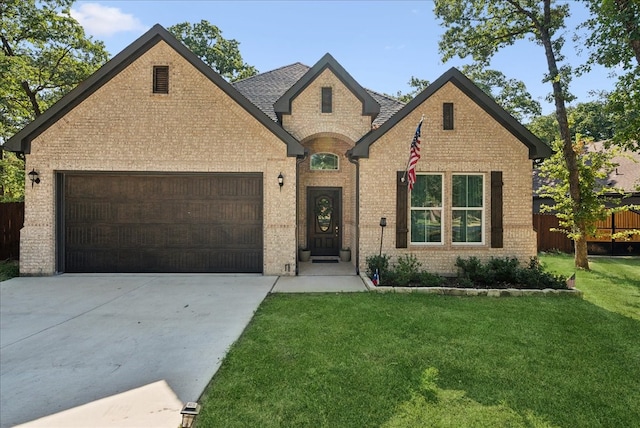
<box><xmin>70</xmin><ymin>0</ymin><xmax>616</xmax><ymax>117</ymax></box>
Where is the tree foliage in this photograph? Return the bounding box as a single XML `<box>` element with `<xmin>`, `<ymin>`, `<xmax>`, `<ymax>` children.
<box><xmin>434</xmin><ymin>0</ymin><xmax>591</xmax><ymax>269</ymax></box>
<box><xmin>527</xmin><ymin>99</ymin><xmax>616</xmax><ymax>145</ymax></box>
<box><xmin>537</xmin><ymin>138</ymin><xmax>638</xmax><ymax>243</ymax></box>
<box><xmin>461</xmin><ymin>64</ymin><xmax>541</xmax><ymax>122</ymax></box>
<box><xmin>168</xmin><ymin>20</ymin><xmax>257</xmax><ymax>82</ymax></box>
<box><xmin>1</xmin><ymin>0</ymin><xmax>109</xmax><ymax>201</ymax></box>
<box><xmin>581</xmin><ymin>0</ymin><xmax>640</xmax><ymax>151</ymax></box>
<box><xmin>1</xmin><ymin>0</ymin><xmax>109</xmax><ymax>140</ymax></box>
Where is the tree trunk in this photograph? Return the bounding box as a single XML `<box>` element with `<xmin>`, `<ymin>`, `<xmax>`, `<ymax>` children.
<box><xmin>539</xmin><ymin>0</ymin><xmax>589</xmax><ymax>270</ymax></box>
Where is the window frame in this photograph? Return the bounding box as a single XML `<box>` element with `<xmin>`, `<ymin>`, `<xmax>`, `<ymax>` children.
<box><xmin>451</xmin><ymin>173</ymin><xmax>485</xmax><ymax>245</ymax></box>
<box><xmin>310</xmin><ymin>152</ymin><xmax>339</xmax><ymax>171</ymax></box>
<box><xmin>410</xmin><ymin>173</ymin><xmax>444</xmax><ymax>245</ymax></box>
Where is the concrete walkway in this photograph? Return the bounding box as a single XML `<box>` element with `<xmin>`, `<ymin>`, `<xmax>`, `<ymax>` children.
<box><xmin>0</xmin><ymin>271</ymin><xmax>366</xmax><ymax>428</ymax></box>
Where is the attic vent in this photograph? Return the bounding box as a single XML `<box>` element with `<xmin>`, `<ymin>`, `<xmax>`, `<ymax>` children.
<box><xmin>153</xmin><ymin>66</ymin><xmax>169</xmax><ymax>94</ymax></box>
<box><xmin>321</xmin><ymin>87</ymin><xmax>332</xmax><ymax>113</ymax></box>
<box><xmin>443</xmin><ymin>102</ymin><xmax>454</xmax><ymax>130</ymax></box>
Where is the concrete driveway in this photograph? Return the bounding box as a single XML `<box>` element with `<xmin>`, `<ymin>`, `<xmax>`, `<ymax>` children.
<box><xmin>0</xmin><ymin>274</ymin><xmax>275</xmax><ymax>428</ymax></box>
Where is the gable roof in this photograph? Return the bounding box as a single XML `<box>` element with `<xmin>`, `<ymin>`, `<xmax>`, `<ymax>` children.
<box><xmin>273</xmin><ymin>53</ymin><xmax>381</xmax><ymax>123</ymax></box>
<box><xmin>233</xmin><ymin>63</ymin><xmax>402</xmax><ymax>127</ymax></box>
<box><xmin>3</xmin><ymin>24</ymin><xmax>305</xmax><ymax>157</ymax></box>
<box><xmin>349</xmin><ymin>67</ymin><xmax>552</xmax><ymax>160</ymax></box>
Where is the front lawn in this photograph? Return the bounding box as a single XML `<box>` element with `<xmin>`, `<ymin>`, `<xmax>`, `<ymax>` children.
<box><xmin>196</xmin><ymin>255</ymin><xmax>640</xmax><ymax>427</ymax></box>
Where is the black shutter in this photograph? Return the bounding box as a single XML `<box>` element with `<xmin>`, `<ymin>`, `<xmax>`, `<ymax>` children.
<box><xmin>321</xmin><ymin>87</ymin><xmax>332</xmax><ymax>113</ymax></box>
<box><xmin>396</xmin><ymin>171</ymin><xmax>408</xmax><ymax>248</ymax></box>
<box><xmin>443</xmin><ymin>103</ymin><xmax>454</xmax><ymax>130</ymax></box>
<box><xmin>491</xmin><ymin>171</ymin><xmax>503</xmax><ymax>248</ymax></box>
<box><xmin>153</xmin><ymin>66</ymin><xmax>169</xmax><ymax>94</ymax></box>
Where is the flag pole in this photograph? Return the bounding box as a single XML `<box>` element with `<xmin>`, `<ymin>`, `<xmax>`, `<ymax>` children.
<box><xmin>401</xmin><ymin>114</ymin><xmax>424</xmax><ymax>184</ymax></box>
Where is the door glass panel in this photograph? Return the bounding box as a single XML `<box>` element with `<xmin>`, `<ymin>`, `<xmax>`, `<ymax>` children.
<box><xmin>316</xmin><ymin>196</ymin><xmax>332</xmax><ymax>232</ymax></box>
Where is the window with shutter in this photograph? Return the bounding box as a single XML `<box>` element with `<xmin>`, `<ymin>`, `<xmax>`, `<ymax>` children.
<box><xmin>396</xmin><ymin>171</ymin><xmax>408</xmax><ymax>248</ymax></box>
<box><xmin>491</xmin><ymin>171</ymin><xmax>504</xmax><ymax>248</ymax></box>
<box><xmin>153</xmin><ymin>66</ymin><xmax>169</xmax><ymax>94</ymax></box>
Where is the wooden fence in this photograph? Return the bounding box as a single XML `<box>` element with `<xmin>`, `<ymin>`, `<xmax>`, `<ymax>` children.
<box><xmin>0</xmin><ymin>202</ymin><xmax>24</xmax><ymax>260</ymax></box>
<box><xmin>534</xmin><ymin>211</ymin><xmax>640</xmax><ymax>256</ymax></box>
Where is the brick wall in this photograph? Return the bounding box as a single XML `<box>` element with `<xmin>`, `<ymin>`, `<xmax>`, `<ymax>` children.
<box><xmin>358</xmin><ymin>82</ymin><xmax>537</xmax><ymax>275</ymax></box>
<box><xmin>22</xmin><ymin>41</ymin><xmax>297</xmax><ymax>275</ymax></box>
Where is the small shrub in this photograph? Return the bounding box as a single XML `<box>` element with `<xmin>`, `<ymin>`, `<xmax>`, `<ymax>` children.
<box><xmin>417</xmin><ymin>270</ymin><xmax>445</xmax><ymax>287</ymax></box>
<box><xmin>0</xmin><ymin>260</ymin><xmax>19</xmax><ymax>281</ymax></box>
<box><xmin>456</xmin><ymin>256</ymin><xmax>567</xmax><ymax>289</ymax></box>
<box><xmin>365</xmin><ymin>254</ymin><xmax>391</xmax><ymax>280</ymax></box>
<box><xmin>392</xmin><ymin>254</ymin><xmax>422</xmax><ymax>286</ymax></box>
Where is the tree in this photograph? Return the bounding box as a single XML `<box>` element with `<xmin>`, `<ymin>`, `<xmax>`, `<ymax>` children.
<box><xmin>435</xmin><ymin>0</ymin><xmax>591</xmax><ymax>269</ymax></box>
<box><xmin>394</xmin><ymin>66</ymin><xmax>540</xmax><ymax>122</ymax></box>
<box><xmin>581</xmin><ymin>0</ymin><xmax>640</xmax><ymax>151</ymax></box>
<box><xmin>461</xmin><ymin>64</ymin><xmax>541</xmax><ymax>122</ymax></box>
<box><xmin>537</xmin><ymin>138</ymin><xmax>638</xmax><ymax>247</ymax></box>
<box><xmin>168</xmin><ymin>20</ymin><xmax>257</xmax><ymax>82</ymax></box>
<box><xmin>527</xmin><ymin>100</ymin><xmax>616</xmax><ymax>145</ymax></box>
<box><xmin>1</xmin><ymin>0</ymin><xmax>109</xmax><ymax>201</ymax></box>
<box><xmin>394</xmin><ymin>77</ymin><xmax>430</xmax><ymax>103</ymax></box>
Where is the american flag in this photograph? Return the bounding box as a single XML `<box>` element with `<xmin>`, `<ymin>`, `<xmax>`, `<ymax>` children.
<box><xmin>407</xmin><ymin>118</ymin><xmax>423</xmax><ymax>190</ymax></box>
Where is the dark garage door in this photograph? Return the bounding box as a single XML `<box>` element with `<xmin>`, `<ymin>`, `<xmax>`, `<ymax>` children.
<box><xmin>61</xmin><ymin>173</ymin><xmax>263</xmax><ymax>273</ymax></box>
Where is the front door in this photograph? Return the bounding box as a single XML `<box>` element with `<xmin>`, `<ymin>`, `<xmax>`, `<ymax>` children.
<box><xmin>307</xmin><ymin>187</ymin><xmax>341</xmax><ymax>256</ymax></box>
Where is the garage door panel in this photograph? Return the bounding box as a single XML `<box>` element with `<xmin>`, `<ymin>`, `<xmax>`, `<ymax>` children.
<box><xmin>63</xmin><ymin>173</ymin><xmax>263</xmax><ymax>273</ymax></box>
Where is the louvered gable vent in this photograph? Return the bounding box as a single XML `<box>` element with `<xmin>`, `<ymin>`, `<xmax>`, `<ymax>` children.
<box><xmin>153</xmin><ymin>66</ymin><xmax>169</xmax><ymax>94</ymax></box>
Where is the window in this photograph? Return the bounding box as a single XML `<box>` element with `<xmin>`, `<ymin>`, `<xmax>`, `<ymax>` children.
<box><xmin>443</xmin><ymin>102</ymin><xmax>454</xmax><ymax>130</ymax></box>
<box><xmin>310</xmin><ymin>153</ymin><xmax>339</xmax><ymax>170</ymax></box>
<box><xmin>153</xmin><ymin>66</ymin><xmax>169</xmax><ymax>94</ymax></box>
<box><xmin>452</xmin><ymin>174</ymin><xmax>484</xmax><ymax>243</ymax></box>
<box><xmin>410</xmin><ymin>174</ymin><xmax>443</xmax><ymax>244</ymax></box>
<box><xmin>321</xmin><ymin>87</ymin><xmax>332</xmax><ymax>113</ymax></box>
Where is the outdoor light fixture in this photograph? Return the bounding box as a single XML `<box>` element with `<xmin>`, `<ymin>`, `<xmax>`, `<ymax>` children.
<box><xmin>28</xmin><ymin>169</ymin><xmax>40</xmax><ymax>188</ymax></box>
<box><xmin>379</xmin><ymin>217</ymin><xmax>387</xmax><ymax>256</ymax></box>
<box><xmin>180</xmin><ymin>402</ymin><xmax>200</xmax><ymax>428</ymax></box>
<box><xmin>278</xmin><ymin>172</ymin><xmax>284</xmax><ymax>190</ymax></box>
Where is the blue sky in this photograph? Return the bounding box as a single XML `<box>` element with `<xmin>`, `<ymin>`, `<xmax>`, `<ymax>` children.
<box><xmin>72</xmin><ymin>1</ymin><xmax>615</xmax><ymax>116</ymax></box>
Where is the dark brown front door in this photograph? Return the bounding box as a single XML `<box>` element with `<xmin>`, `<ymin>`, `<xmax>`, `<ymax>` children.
<box><xmin>307</xmin><ymin>187</ymin><xmax>341</xmax><ymax>256</ymax></box>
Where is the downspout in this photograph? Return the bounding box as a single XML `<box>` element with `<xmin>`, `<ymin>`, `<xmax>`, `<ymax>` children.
<box><xmin>295</xmin><ymin>150</ymin><xmax>309</xmax><ymax>275</ymax></box>
<box><xmin>347</xmin><ymin>150</ymin><xmax>360</xmax><ymax>275</ymax></box>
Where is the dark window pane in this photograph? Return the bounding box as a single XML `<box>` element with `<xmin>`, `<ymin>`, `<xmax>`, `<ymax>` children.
<box><xmin>322</xmin><ymin>87</ymin><xmax>332</xmax><ymax>113</ymax></box>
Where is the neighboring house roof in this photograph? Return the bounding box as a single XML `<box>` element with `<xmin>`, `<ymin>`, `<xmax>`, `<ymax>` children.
<box><xmin>349</xmin><ymin>67</ymin><xmax>552</xmax><ymax>160</ymax></box>
<box><xmin>3</xmin><ymin>24</ymin><xmax>305</xmax><ymax>157</ymax></box>
<box><xmin>533</xmin><ymin>141</ymin><xmax>640</xmax><ymax>211</ymax></box>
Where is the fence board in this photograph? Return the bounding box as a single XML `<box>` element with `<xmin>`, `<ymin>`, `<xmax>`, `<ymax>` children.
<box><xmin>0</xmin><ymin>202</ymin><xmax>24</xmax><ymax>260</ymax></box>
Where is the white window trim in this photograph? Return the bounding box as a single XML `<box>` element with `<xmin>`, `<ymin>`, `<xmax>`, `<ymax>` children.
<box><xmin>451</xmin><ymin>173</ymin><xmax>485</xmax><ymax>246</ymax></box>
<box><xmin>310</xmin><ymin>152</ymin><xmax>339</xmax><ymax>171</ymax></box>
<box><xmin>410</xmin><ymin>173</ymin><xmax>444</xmax><ymax>246</ymax></box>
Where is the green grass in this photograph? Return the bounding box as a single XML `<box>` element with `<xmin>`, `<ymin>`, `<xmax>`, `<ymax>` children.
<box><xmin>197</xmin><ymin>256</ymin><xmax>640</xmax><ymax>427</ymax></box>
<box><xmin>0</xmin><ymin>260</ymin><xmax>19</xmax><ymax>282</ymax></box>
<box><xmin>539</xmin><ymin>253</ymin><xmax>640</xmax><ymax>320</ymax></box>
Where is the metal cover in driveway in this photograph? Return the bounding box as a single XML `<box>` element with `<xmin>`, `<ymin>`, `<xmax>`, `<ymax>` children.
<box><xmin>61</xmin><ymin>173</ymin><xmax>263</xmax><ymax>273</ymax></box>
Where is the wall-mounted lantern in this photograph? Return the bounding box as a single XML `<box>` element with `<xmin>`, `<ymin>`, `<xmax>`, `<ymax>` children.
<box><xmin>278</xmin><ymin>172</ymin><xmax>284</xmax><ymax>191</ymax></box>
<box><xmin>28</xmin><ymin>169</ymin><xmax>40</xmax><ymax>188</ymax></box>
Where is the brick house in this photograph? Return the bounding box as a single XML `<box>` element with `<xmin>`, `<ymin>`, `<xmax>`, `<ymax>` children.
<box><xmin>4</xmin><ymin>24</ymin><xmax>550</xmax><ymax>276</ymax></box>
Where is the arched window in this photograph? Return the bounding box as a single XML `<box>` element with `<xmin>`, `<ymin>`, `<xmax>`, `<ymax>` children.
<box><xmin>310</xmin><ymin>153</ymin><xmax>339</xmax><ymax>171</ymax></box>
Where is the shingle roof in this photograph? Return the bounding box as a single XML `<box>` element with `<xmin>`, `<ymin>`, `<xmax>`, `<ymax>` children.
<box><xmin>232</xmin><ymin>62</ymin><xmax>404</xmax><ymax>127</ymax></box>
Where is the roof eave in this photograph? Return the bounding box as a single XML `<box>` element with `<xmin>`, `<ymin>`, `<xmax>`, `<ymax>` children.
<box><xmin>4</xmin><ymin>24</ymin><xmax>304</xmax><ymax>157</ymax></box>
<box><xmin>351</xmin><ymin>67</ymin><xmax>551</xmax><ymax>160</ymax></box>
